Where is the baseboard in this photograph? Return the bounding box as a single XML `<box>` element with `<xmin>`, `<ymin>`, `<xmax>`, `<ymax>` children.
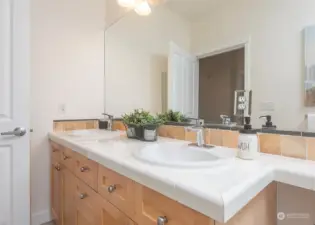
<box><xmin>32</xmin><ymin>209</ymin><xmax>51</xmax><ymax>225</ymax></box>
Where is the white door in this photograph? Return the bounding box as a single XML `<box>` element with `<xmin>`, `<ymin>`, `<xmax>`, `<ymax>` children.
<box><xmin>168</xmin><ymin>42</ymin><xmax>199</xmax><ymax>118</ymax></box>
<box><xmin>0</xmin><ymin>0</ymin><xmax>30</xmax><ymax>224</ymax></box>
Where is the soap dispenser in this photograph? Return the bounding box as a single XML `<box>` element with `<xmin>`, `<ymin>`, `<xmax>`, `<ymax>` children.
<box><xmin>259</xmin><ymin>115</ymin><xmax>276</xmax><ymax>129</ymax></box>
<box><xmin>237</xmin><ymin>116</ymin><xmax>259</xmax><ymax>160</ymax></box>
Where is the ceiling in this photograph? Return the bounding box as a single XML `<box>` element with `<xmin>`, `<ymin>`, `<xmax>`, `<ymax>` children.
<box><xmin>164</xmin><ymin>0</ymin><xmax>219</xmax><ymax>22</ymax></box>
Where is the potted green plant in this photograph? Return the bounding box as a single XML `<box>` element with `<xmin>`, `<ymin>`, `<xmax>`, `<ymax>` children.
<box><xmin>122</xmin><ymin>109</ymin><xmax>162</xmax><ymax>141</ymax></box>
<box><xmin>157</xmin><ymin>110</ymin><xmax>190</xmax><ymax>125</ymax></box>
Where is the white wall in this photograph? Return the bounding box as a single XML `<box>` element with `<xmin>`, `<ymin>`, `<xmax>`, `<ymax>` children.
<box><xmin>105</xmin><ymin>5</ymin><xmax>191</xmax><ymax>116</ymax></box>
<box><xmin>30</xmin><ymin>0</ymin><xmax>105</xmax><ymax>224</ymax></box>
<box><xmin>191</xmin><ymin>0</ymin><xmax>315</xmax><ymax>129</ymax></box>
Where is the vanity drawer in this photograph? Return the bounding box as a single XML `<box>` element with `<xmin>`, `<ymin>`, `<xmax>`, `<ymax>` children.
<box><xmin>98</xmin><ymin>165</ymin><xmax>135</xmax><ymax>219</ymax></box>
<box><xmin>50</xmin><ymin>141</ymin><xmax>63</xmax><ymax>161</ymax></box>
<box><xmin>74</xmin><ymin>153</ymin><xmax>98</xmax><ymax>191</ymax></box>
<box><xmin>61</xmin><ymin>147</ymin><xmax>76</xmax><ymax>172</ymax></box>
<box><xmin>135</xmin><ymin>183</ymin><xmax>214</xmax><ymax>225</ymax></box>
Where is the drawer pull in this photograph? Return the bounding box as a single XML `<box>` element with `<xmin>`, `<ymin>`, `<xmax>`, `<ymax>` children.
<box><xmin>63</xmin><ymin>155</ymin><xmax>70</xmax><ymax>160</ymax></box>
<box><xmin>79</xmin><ymin>193</ymin><xmax>87</xmax><ymax>199</ymax></box>
<box><xmin>80</xmin><ymin>166</ymin><xmax>89</xmax><ymax>172</ymax></box>
<box><xmin>107</xmin><ymin>185</ymin><xmax>116</xmax><ymax>193</ymax></box>
<box><xmin>157</xmin><ymin>216</ymin><xmax>168</xmax><ymax>225</ymax></box>
<box><xmin>54</xmin><ymin>164</ymin><xmax>61</xmax><ymax>171</ymax></box>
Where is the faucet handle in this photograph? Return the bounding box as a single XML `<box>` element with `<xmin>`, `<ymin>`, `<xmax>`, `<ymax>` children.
<box><xmin>103</xmin><ymin>113</ymin><xmax>114</xmax><ymax>119</ymax></box>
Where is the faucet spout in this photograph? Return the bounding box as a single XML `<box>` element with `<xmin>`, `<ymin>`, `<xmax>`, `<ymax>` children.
<box><xmin>186</xmin><ymin>127</ymin><xmax>205</xmax><ymax>147</ymax></box>
<box><xmin>102</xmin><ymin>113</ymin><xmax>114</xmax><ymax>131</ymax></box>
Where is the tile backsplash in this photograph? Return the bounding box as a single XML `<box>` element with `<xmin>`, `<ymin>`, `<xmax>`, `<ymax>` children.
<box><xmin>156</xmin><ymin>125</ymin><xmax>315</xmax><ymax>162</ymax></box>
<box><xmin>53</xmin><ymin>119</ymin><xmax>99</xmax><ymax>131</ymax></box>
<box><xmin>259</xmin><ymin>134</ymin><xmax>281</xmax><ymax>156</ymax></box>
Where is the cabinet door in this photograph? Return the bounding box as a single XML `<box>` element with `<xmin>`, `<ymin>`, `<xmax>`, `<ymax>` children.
<box><xmin>98</xmin><ymin>165</ymin><xmax>135</xmax><ymax>219</ymax></box>
<box><xmin>51</xmin><ymin>158</ymin><xmax>62</xmax><ymax>225</ymax></box>
<box><xmin>62</xmin><ymin>168</ymin><xmax>76</xmax><ymax>225</ymax></box>
<box><xmin>99</xmin><ymin>198</ymin><xmax>135</xmax><ymax>225</ymax></box>
<box><xmin>135</xmin><ymin>183</ymin><xmax>214</xmax><ymax>225</ymax></box>
<box><xmin>74</xmin><ymin>177</ymin><xmax>101</xmax><ymax>225</ymax></box>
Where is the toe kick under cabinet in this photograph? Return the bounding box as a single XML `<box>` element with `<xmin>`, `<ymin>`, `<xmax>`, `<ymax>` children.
<box><xmin>50</xmin><ymin>141</ymin><xmax>276</xmax><ymax>225</ymax></box>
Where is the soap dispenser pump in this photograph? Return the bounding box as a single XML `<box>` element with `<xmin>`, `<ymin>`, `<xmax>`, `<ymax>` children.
<box><xmin>237</xmin><ymin>116</ymin><xmax>259</xmax><ymax>160</ymax></box>
<box><xmin>259</xmin><ymin>115</ymin><xmax>276</xmax><ymax>129</ymax></box>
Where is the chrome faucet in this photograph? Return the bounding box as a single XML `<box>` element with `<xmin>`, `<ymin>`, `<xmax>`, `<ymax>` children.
<box><xmin>102</xmin><ymin>113</ymin><xmax>114</xmax><ymax>131</ymax></box>
<box><xmin>186</xmin><ymin>126</ymin><xmax>205</xmax><ymax>147</ymax></box>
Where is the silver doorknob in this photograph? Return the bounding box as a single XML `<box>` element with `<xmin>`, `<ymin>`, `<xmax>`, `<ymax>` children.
<box><xmin>1</xmin><ymin>127</ymin><xmax>26</xmax><ymax>137</ymax></box>
<box><xmin>157</xmin><ymin>216</ymin><xmax>168</xmax><ymax>225</ymax></box>
<box><xmin>107</xmin><ymin>185</ymin><xmax>116</xmax><ymax>193</ymax></box>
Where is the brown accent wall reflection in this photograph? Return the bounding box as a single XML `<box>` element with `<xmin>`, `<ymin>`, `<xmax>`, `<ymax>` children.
<box><xmin>199</xmin><ymin>48</ymin><xmax>245</xmax><ymax>123</ymax></box>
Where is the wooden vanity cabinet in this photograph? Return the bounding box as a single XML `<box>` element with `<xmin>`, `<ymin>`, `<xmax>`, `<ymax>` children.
<box><xmin>50</xmin><ymin>141</ymin><xmax>276</xmax><ymax>225</ymax></box>
<box><xmin>51</xmin><ymin>142</ymin><xmax>136</xmax><ymax>225</ymax></box>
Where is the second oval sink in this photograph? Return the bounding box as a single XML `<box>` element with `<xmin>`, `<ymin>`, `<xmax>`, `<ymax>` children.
<box><xmin>133</xmin><ymin>143</ymin><xmax>233</xmax><ymax>168</ymax></box>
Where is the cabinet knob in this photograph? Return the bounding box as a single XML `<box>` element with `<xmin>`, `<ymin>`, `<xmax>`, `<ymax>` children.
<box><xmin>63</xmin><ymin>155</ymin><xmax>69</xmax><ymax>160</ymax></box>
<box><xmin>79</xmin><ymin>193</ymin><xmax>87</xmax><ymax>199</ymax></box>
<box><xmin>80</xmin><ymin>166</ymin><xmax>89</xmax><ymax>172</ymax></box>
<box><xmin>107</xmin><ymin>185</ymin><xmax>116</xmax><ymax>193</ymax></box>
<box><xmin>54</xmin><ymin>164</ymin><xmax>61</xmax><ymax>171</ymax></box>
<box><xmin>157</xmin><ymin>216</ymin><xmax>168</xmax><ymax>225</ymax></box>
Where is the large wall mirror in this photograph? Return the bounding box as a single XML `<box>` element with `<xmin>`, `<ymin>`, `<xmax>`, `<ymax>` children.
<box><xmin>104</xmin><ymin>0</ymin><xmax>315</xmax><ymax>130</ymax></box>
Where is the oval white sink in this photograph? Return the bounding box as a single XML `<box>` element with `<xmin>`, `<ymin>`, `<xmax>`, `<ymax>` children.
<box><xmin>65</xmin><ymin>130</ymin><xmax>123</xmax><ymax>144</ymax></box>
<box><xmin>133</xmin><ymin>143</ymin><xmax>232</xmax><ymax>168</ymax></box>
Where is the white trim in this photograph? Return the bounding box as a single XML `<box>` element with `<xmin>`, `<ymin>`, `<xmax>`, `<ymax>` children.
<box><xmin>31</xmin><ymin>210</ymin><xmax>51</xmax><ymax>225</ymax></box>
<box><xmin>196</xmin><ymin>38</ymin><xmax>252</xmax><ymax>90</ymax></box>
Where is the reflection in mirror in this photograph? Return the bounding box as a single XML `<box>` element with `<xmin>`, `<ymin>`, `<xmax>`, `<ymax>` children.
<box><xmin>105</xmin><ymin>0</ymin><xmax>315</xmax><ymax>130</ymax></box>
<box><xmin>305</xmin><ymin>25</ymin><xmax>315</xmax><ymax>107</ymax></box>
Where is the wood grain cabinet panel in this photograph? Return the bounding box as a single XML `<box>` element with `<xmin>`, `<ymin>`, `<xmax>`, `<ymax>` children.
<box><xmin>74</xmin><ymin>177</ymin><xmax>101</xmax><ymax>225</ymax></box>
<box><xmin>61</xmin><ymin>147</ymin><xmax>76</xmax><ymax>172</ymax></box>
<box><xmin>51</xmin><ymin>157</ymin><xmax>63</xmax><ymax>225</ymax></box>
<box><xmin>99</xmin><ymin>198</ymin><xmax>136</xmax><ymax>225</ymax></box>
<box><xmin>62</xmin><ymin>168</ymin><xmax>76</xmax><ymax>225</ymax></box>
<box><xmin>74</xmin><ymin>153</ymin><xmax>98</xmax><ymax>191</ymax></box>
<box><xmin>51</xmin><ymin>141</ymin><xmax>63</xmax><ymax>162</ymax></box>
<box><xmin>134</xmin><ymin>183</ymin><xmax>214</xmax><ymax>225</ymax></box>
<box><xmin>216</xmin><ymin>183</ymin><xmax>277</xmax><ymax>225</ymax></box>
<box><xmin>98</xmin><ymin>165</ymin><xmax>135</xmax><ymax>220</ymax></box>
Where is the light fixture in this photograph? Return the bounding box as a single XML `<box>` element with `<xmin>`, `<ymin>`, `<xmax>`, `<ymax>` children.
<box><xmin>134</xmin><ymin>0</ymin><xmax>152</xmax><ymax>16</ymax></box>
<box><xmin>117</xmin><ymin>0</ymin><xmax>136</xmax><ymax>8</ymax></box>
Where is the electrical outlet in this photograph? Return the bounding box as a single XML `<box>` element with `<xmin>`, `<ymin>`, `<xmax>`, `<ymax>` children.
<box><xmin>58</xmin><ymin>103</ymin><xmax>66</xmax><ymax>114</ymax></box>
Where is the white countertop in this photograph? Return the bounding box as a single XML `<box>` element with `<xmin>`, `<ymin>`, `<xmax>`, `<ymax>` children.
<box><xmin>48</xmin><ymin>130</ymin><xmax>315</xmax><ymax>223</ymax></box>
